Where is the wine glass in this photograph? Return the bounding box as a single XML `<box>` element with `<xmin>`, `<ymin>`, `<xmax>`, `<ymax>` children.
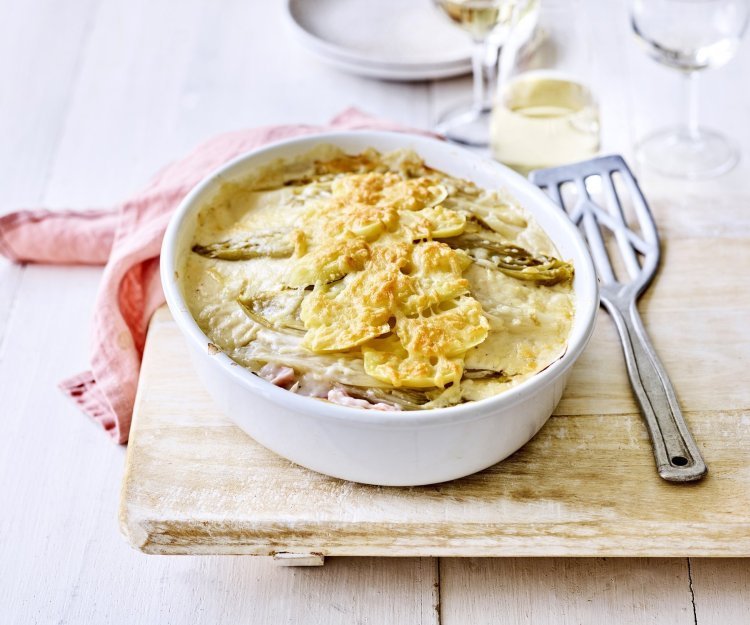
<box><xmin>631</xmin><ymin>0</ymin><xmax>750</xmax><ymax>178</ymax></box>
<box><xmin>433</xmin><ymin>0</ymin><xmax>520</xmax><ymax>147</ymax></box>
<box><xmin>490</xmin><ymin>0</ymin><xmax>600</xmax><ymax>174</ymax></box>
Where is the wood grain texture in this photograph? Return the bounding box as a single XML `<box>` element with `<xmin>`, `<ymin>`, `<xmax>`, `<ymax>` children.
<box><xmin>557</xmin><ymin>237</ymin><xmax>750</xmax><ymax>416</ymax></box>
<box><xmin>690</xmin><ymin>559</ymin><xmax>750</xmax><ymax>625</ymax></box>
<box><xmin>120</xmin><ymin>235</ymin><xmax>750</xmax><ymax>557</ymax></box>
<box><xmin>105</xmin><ymin>556</ymin><xmax>438</xmax><ymax>625</ymax></box>
<box><xmin>440</xmin><ymin>558</ymin><xmax>694</xmax><ymax>625</ymax></box>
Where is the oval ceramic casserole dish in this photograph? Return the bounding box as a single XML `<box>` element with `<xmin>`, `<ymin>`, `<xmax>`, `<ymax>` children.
<box><xmin>161</xmin><ymin>131</ymin><xmax>598</xmax><ymax>486</ymax></box>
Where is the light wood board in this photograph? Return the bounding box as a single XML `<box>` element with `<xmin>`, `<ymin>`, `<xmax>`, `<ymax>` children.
<box><xmin>120</xmin><ymin>236</ymin><xmax>750</xmax><ymax>558</ymax></box>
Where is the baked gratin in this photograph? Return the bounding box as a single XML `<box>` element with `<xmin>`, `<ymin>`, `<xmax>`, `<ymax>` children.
<box><xmin>183</xmin><ymin>146</ymin><xmax>574</xmax><ymax>411</ymax></box>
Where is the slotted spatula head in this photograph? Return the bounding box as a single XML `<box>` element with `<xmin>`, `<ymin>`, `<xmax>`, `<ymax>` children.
<box><xmin>531</xmin><ymin>155</ymin><xmax>660</xmax><ymax>301</ymax></box>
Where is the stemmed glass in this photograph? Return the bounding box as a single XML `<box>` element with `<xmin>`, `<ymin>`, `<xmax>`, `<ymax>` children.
<box><xmin>631</xmin><ymin>0</ymin><xmax>750</xmax><ymax>178</ymax></box>
<box><xmin>490</xmin><ymin>0</ymin><xmax>600</xmax><ymax>174</ymax></box>
<box><xmin>432</xmin><ymin>0</ymin><xmax>521</xmax><ymax>147</ymax></box>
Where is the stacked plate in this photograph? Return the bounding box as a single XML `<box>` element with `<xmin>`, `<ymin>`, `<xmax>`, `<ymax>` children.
<box><xmin>285</xmin><ymin>0</ymin><xmax>473</xmax><ymax>81</ymax></box>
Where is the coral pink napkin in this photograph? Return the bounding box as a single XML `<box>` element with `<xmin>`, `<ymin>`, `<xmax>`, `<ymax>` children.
<box><xmin>0</xmin><ymin>109</ymin><xmax>432</xmax><ymax>443</ymax></box>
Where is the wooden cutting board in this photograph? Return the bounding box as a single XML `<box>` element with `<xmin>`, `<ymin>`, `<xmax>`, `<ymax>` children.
<box><xmin>120</xmin><ymin>236</ymin><xmax>750</xmax><ymax>558</ymax></box>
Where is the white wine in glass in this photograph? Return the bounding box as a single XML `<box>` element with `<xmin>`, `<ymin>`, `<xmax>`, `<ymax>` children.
<box><xmin>433</xmin><ymin>0</ymin><xmax>519</xmax><ymax>147</ymax></box>
<box><xmin>491</xmin><ymin>72</ymin><xmax>600</xmax><ymax>175</ymax></box>
<box><xmin>631</xmin><ymin>0</ymin><xmax>750</xmax><ymax>178</ymax></box>
<box><xmin>436</xmin><ymin>0</ymin><xmax>515</xmax><ymax>40</ymax></box>
<box><xmin>490</xmin><ymin>0</ymin><xmax>599</xmax><ymax>172</ymax></box>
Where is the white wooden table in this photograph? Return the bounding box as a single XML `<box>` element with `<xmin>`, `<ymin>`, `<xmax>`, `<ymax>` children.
<box><xmin>1</xmin><ymin>1</ymin><xmax>749</xmax><ymax>623</ymax></box>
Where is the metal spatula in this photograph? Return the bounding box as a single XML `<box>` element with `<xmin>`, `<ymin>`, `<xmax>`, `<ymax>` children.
<box><xmin>530</xmin><ymin>155</ymin><xmax>707</xmax><ymax>482</ymax></box>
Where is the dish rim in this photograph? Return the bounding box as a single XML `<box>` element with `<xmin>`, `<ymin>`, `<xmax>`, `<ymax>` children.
<box><xmin>161</xmin><ymin>130</ymin><xmax>598</xmax><ymax>428</ymax></box>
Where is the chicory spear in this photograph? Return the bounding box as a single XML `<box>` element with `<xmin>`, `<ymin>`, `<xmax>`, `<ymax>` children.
<box><xmin>237</xmin><ymin>296</ymin><xmax>306</xmax><ymax>336</ymax></box>
<box><xmin>192</xmin><ymin>230</ymin><xmax>294</xmax><ymax>260</ymax></box>
<box><xmin>338</xmin><ymin>384</ymin><xmax>431</xmax><ymax>410</ymax></box>
<box><xmin>444</xmin><ymin>233</ymin><xmax>574</xmax><ymax>286</ymax></box>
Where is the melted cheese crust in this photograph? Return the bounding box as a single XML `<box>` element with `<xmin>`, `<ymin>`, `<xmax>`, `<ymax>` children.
<box><xmin>182</xmin><ymin>146</ymin><xmax>574</xmax><ymax>409</ymax></box>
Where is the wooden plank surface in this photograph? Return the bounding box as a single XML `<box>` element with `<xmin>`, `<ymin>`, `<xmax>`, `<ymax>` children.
<box><xmin>440</xmin><ymin>558</ymin><xmax>694</xmax><ymax>625</ymax></box>
<box><xmin>2</xmin><ymin>0</ymin><xmax>749</xmax><ymax>622</ymax></box>
<box><xmin>690</xmin><ymin>559</ymin><xmax>750</xmax><ymax>625</ymax></box>
<box><xmin>120</xmin><ymin>234</ymin><xmax>750</xmax><ymax>557</ymax></box>
<box><xmin>557</xmin><ymin>237</ymin><xmax>750</xmax><ymax>416</ymax></box>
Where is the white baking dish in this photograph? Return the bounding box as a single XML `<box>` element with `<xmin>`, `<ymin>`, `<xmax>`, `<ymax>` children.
<box><xmin>161</xmin><ymin>131</ymin><xmax>598</xmax><ymax>486</ymax></box>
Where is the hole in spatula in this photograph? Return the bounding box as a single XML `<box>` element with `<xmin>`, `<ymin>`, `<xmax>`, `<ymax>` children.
<box><xmin>611</xmin><ymin>171</ymin><xmax>636</xmax><ymax>222</ymax></box>
<box><xmin>671</xmin><ymin>456</ymin><xmax>689</xmax><ymax>466</ymax></box>
<box><xmin>611</xmin><ymin>171</ymin><xmax>645</xmax><ymax>252</ymax></box>
<box><xmin>586</xmin><ymin>172</ymin><xmax>644</xmax><ymax>283</ymax></box>
<box><xmin>584</xmin><ymin>174</ymin><xmax>602</xmax><ymax>197</ymax></box>
<box><xmin>559</xmin><ymin>181</ymin><xmax>579</xmax><ymax>215</ymax></box>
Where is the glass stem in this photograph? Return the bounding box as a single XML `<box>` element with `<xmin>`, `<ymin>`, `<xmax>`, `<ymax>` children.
<box><xmin>470</xmin><ymin>40</ymin><xmax>487</xmax><ymax>114</ymax></box>
<box><xmin>685</xmin><ymin>71</ymin><xmax>699</xmax><ymax>141</ymax></box>
<box><xmin>485</xmin><ymin>40</ymin><xmax>502</xmax><ymax>112</ymax></box>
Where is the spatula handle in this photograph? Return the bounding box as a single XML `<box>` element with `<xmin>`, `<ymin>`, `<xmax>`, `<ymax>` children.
<box><xmin>603</xmin><ymin>294</ymin><xmax>707</xmax><ymax>482</ymax></box>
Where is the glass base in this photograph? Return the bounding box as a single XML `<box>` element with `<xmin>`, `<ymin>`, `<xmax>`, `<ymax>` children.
<box><xmin>635</xmin><ymin>127</ymin><xmax>739</xmax><ymax>179</ymax></box>
<box><xmin>435</xmin><ymin>102</ymin><xmax>491</xmax><ymax>148</ymax></box>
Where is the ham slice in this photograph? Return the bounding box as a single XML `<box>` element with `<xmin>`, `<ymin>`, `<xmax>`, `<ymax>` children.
<box><xmin>258</xmin><ymin>363</ymin><xmax>296</xmax><ymax>389</ymax></box>
<box><xmin>327</xmin><ymin>388</ymin><xmax>400</xmax><ymax>411</ymax></box>
<box><xmin>259</xmin><ymin>366</ymin><xmax>400</xmax><ymax>410</ymax></box>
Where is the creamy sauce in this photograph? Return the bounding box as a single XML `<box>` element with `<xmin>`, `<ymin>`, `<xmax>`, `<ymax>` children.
<box><xmin>182</xmin><ymin>146</ymin><xmax>574</xmax><ymax>410</ymax></box>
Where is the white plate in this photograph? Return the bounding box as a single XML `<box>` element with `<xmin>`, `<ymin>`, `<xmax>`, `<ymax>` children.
<box><xmin>285</xmin><ymin>0</ymin><xmax>473</xmax><ymax>80</ymax></box>
<box><xmin>295</xmin><ymin>48</ymin><xmax>472</xmax><ymax>82</ymax></box>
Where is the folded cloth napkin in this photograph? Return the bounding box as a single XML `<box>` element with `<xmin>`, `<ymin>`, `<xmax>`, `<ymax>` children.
<box><xmin>0</xmin><ymin>109</ymin><xmax>433</xmax><ymax>443</ymax></box>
